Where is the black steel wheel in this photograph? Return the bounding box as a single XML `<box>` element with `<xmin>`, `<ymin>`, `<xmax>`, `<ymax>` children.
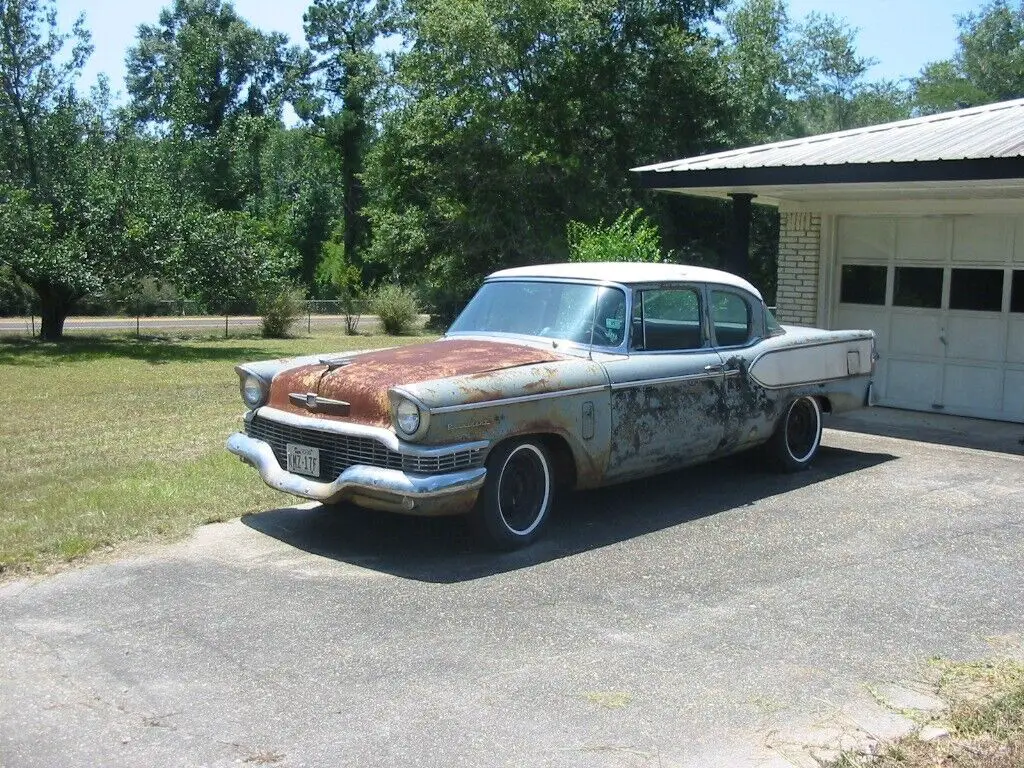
<box><xmin>765</xmin><ymin>396</ymin><xmax>823</xmax><ymax>472</ymax></box>
<box><xmin>472</xmin><ymin>439</ymin><xmax>553</xmax><ymax>550</ymax></box>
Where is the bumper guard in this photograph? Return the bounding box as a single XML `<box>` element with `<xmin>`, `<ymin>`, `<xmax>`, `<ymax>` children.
<box><xmin>226</xmin><ymin>432</ymin><xmax>487</xmax><ymax>514</ymax></box>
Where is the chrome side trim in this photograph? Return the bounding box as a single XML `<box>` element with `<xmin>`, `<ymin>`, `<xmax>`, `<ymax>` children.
<box><xmin>444</xmin><ymin>330</ymin><xmax>626</xmax><ymax>354</ymax></box>
<box><xmin>749</xmin><ymin>373</ymin><xmax>851</xmax><ymax>390</ymax></box>
<box><xmin>609</xmin><ymin>371</ymin><xmax>721</xmax><ymax>391</ymax></box>
<box><xmin>625</xmin><ymin>346</ymin><xmax>713</xmax><ymax>355</ymax></box>
<box><xmin>227</xmin><ymin>433</ymin><xmax>486</xmax><ymax>503</ymax></box>
<box><xmin>429</xmin><ymin>384</ymin><xmax>608</xmax><ymax>414</ymax></box>
<box><xmin>249</xmin><ymin>407</ymin><xmax>488</xmax><ymax>457</ymax></box>
<box><xmin>748</xmin><ymin>336</ymin><xmax>875</xmax><ymax>367</ymax></box>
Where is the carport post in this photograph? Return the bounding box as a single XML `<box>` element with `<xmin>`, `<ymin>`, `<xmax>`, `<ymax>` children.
<box><xmin>727</xmin><ymin>192</ymin><xmax>755</xmax><ymax>279</ymax></box>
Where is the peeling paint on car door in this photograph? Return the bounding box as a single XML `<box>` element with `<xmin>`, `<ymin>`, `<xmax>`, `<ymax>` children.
<box><xmin>602</xmin><ymin>349</ymin><xmax>727</xmax><ymax>480</ymax></box>
<box><xmin>600</xmin><ymin>284</ymin><xmax>728</xmax><ymax>480</ymax></box>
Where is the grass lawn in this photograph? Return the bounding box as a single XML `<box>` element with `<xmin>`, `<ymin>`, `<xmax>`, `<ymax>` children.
<box><xmin>0</xmin><ymin>329</ymin><xmax>431</xmax><ymax>577</ymax></box>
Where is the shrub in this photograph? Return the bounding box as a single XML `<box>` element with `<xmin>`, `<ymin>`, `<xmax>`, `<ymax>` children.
<box><xmin>315</xmin><ymin>238</ymin><xmax>364</xmax><ymax>335</ymax></box>
<box><xmin>370</xmin><ymin>284</ymin><xmax>419</xmax><ymax>335</ymax></box>
<box><xmin>259</xmin><ymin>286</ymin><xmax>305</xmax><ymax>338</ymax></box>
<box><xmin>567</xmin><ymin>208</ymin><xmax>667</xmax><ymax>263</ymax></box>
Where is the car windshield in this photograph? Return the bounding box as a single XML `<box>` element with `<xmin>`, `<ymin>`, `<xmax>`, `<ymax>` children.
<box><xmin>448</xmin><ymin>280</ymin><xmax>627</xmax><ymax>347</ymax></box>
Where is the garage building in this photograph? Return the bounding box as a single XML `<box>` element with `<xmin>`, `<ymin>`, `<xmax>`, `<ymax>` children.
<box><xmin>633</xmin><ymin>98</ymin><xmax>1024</xmax><ymax>423</ymax></box>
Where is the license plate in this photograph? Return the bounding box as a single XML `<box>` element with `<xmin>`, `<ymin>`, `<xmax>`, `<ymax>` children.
<box><xmin>286</xmin><ymin>443</ymin><xmax>320</xmax><ymax>477</ymax></box>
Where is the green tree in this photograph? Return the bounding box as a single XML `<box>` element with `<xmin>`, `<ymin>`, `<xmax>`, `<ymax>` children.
<box><xmin>300</xmin><ymin>0</ymin><xmax>396</xmax><ymax>277</ymax></box>
<box><xmin>791</xmin><ymin>12</ymin><xmax>882</xmax><ymax>133</ymax></box>
<box><xmin>126</xmin><ymin>0</ymin><xmax>293</xmax><ymax>210</ymax></box>
<box><xmin>0</xmin><ymin>1</ymin><xmax>159</xmax><ymax>339</ymax></box>
<box><xmin>913</xmin><ymin>1</ymin><xmax>1024</xmax><ymax>113</ymax></box>
<box><xmin>0</xmin><ymin>0</ymin><xmax>91</xmax><ymax>189</ymax></box>
<box><xmin>723</xmin><ymin>2</ymin><xmax>911</xmax><ymax>139</ymax></box>
<box><xmin>363</xmin><ymin>0</ymin><xmax>732</xmax><ymax>310</ymax></box>
<box><xmin>0</xmin><ymin>87</ymin><xmax>184</xmax><ymax>339</ymax></box>
<box><xmin>254</xmin><ymin>126</ymin><xmax>345</xmax><ymax>290</ymax></box>
<box><xmin>164</xmin><ymin>208</ymin><xmax>294</xmax><ymax>311</ymax></box>
<box><xmin>722</xmin><ymin>0</ymin><xmax>799</xmax><ymax>143</ymax></box>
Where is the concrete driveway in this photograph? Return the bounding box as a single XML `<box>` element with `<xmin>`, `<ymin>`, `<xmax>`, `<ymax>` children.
<box><xmin>2</xmin><ymin>425</ymin><xmax>1022</xmax><ymax>768</ymax></box>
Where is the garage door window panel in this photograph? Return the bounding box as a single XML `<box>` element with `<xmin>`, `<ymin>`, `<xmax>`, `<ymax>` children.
<box><xmin>949</xmin><ymin>268</ymin><xmax>1004</xmax><ymax>312</ymax></box>
<box><xmin>894</xmin><ymin>267</ymin><xmax>943</xmax><ymax>309</ymax></box>
<box><xmin>1012</xmin><ymin>271</ymin><xmax>1024</xmax><ymax>314</ymax></box>
<box><xmin>840</xmin><ymin>265</ymin><xmax>888</xmax><ymax>305</ymax></box>
<box><xmin>1010</xmin><ymin>272</ymin><xmax>1024</xmax><ymax>365</ymax></box>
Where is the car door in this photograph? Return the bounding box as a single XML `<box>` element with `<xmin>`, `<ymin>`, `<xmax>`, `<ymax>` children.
<box><xmin>602</xmin><ymin>284</ymin><xmax>726</xmax><ymax>482</ymax></box>
<box><xmin>708</xmin><ymin>285</ymin><xmax>778</xmax><ymax>450</ymax></box>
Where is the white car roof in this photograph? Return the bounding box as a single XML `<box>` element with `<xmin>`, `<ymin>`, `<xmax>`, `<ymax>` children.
<box><xmin>488</xmin><ymin>262</ymin><xmax>763</xmax><ymax>300</ymax></box>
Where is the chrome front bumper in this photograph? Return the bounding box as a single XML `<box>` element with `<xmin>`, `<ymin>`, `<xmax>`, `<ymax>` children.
<box><xmin>226</xmin><ymin>432</ymin><xmax>487</xmax><ymax>515</ymax></box>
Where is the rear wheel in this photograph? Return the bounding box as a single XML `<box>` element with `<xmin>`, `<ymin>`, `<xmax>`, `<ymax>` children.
<box><xmin>765</xmin><ymin>396</ymin><xmax>823</xmax><ymax>472</ymax></box>
<box><xmin>472</xmin><ymin>439</ymin><xmax>553</xmax><ymax>550</ymax></box>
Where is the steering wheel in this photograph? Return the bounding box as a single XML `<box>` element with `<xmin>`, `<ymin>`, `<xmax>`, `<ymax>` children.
<box><xmin>581</xmin><ymin>322</ymin><xmax>617</xmax><ymax>346</ymax></box>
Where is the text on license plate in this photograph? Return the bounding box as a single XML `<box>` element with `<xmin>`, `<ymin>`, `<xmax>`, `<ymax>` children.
<box><xmin>286</xmin><ymin>443</ymin><xmax>320</xmax><ymax>477</ymax></box>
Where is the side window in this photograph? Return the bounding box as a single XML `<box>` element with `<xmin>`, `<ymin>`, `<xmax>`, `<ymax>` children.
<box><xmin>711</xmin><ymin>290</ymin><xmax>753</xmax><ymax>347</ymax></box>
<box><xmin>632</xmin><ymin>287</ymin><xmax>703</xmax><ymax>351</ymax></box>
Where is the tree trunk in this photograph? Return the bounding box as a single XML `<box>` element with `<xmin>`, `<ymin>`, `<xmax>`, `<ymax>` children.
<box><xmin>36</xmin><ymin>285</ymin><xmax>71</xmax><ymax>341</ymax></box>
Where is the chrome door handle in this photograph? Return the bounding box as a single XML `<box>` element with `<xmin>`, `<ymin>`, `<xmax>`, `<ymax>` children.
<box><xmin>704</xmin><ymin>363</ymin><xmax>725</xmax><ymax>373</ymax></box>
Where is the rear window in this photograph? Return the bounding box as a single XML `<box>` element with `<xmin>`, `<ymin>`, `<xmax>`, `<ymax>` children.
<box><xmin>710</xmin><ymin>290</ymin><xmax>753</xmax><ymax>346</ymax></box>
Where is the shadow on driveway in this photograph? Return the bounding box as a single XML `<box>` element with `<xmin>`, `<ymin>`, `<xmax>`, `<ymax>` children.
<box><xmin>827</xmin><ymin>407</ymin><xmax>1024</xmax><ymax>457</ymax></box>
<box><xmin>242</xmin><ymin>445</ymin><xmax>896</xmax><ymax>584</ymax></box>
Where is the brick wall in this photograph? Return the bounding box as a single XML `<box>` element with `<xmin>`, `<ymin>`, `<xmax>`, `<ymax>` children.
<box><xmin>775</xmin><ymin>212</ymin><xmax>821</xmax><ymax>326</ymax></box>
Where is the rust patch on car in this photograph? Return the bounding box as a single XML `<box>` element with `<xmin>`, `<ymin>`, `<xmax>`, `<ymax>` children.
<box><xmin>268</xmin><ymin>339</ymin><xmax>568</xmax><ymax>427</ymax></box>
<box><xmin>268</xmin><ymin>365</ymin><xmax>330</xmax><ymax>413</ymax></box>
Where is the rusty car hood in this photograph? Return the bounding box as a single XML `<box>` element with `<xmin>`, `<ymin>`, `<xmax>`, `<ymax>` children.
<box><xmin>266</xmin><ymin>338</ymin><xmax>568</xmax><ymax>427</ymax></box>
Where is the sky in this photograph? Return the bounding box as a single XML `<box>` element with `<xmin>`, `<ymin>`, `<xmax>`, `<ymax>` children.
<box><xmin>59</xmin><ymin>0</ymin><xmax>989</xmax><ymax>99</ymax></box>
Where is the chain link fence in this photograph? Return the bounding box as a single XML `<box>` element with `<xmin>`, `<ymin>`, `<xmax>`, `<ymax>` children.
<box><xmin>2</xmin><ymin>300</ymin><xmax>776</xmax><ymax>339</ymax></box>
<box><xmin>2</xmin><ymin>298</ymin><xmax>392</xmax><ymax>338</ymax></box>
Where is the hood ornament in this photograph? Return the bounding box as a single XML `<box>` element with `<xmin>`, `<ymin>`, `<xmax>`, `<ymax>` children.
<box><xmin>319</xmin><ymin>356</ymin><xmax>353</xmax><ymax>371</ymax></box>
<box><xmin>289</xmin><ymin>392</ymin><xmax>351</xmax><ymax>416</ymax></box>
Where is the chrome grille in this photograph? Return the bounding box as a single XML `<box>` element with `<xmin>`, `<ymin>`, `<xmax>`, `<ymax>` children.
<box><xmin>247</xmin><ymin>414</ymin><xmax>485</xmax><ymax>481</ymax></box>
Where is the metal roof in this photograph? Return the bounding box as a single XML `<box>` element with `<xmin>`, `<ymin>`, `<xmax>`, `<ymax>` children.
<box><xmin>488</xmin><ymin>262</ymin><xmax>762</xmax><ymax>298</ymax></box>
<box><xmin>633</xmin><ymin>99</ymin><xmax>1024</xmax><ymax>173</ymax></box>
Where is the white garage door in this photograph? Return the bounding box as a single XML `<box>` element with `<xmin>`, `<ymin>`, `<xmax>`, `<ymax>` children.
<box><xmin>833</xmin><ymin>214</ymin><xmax>1024</xmax><ymax>422</ymax></box>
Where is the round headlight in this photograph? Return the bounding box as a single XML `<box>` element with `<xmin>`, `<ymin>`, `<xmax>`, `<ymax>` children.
<box><xmin>241</xmin><ymin>374</ymin><xmax>266</xmax><ymax>408</ymax></box>
<box><xmin>396</xmin><ymin>399</ymin><xmax>421</xmax><ymax>435</ymax></box>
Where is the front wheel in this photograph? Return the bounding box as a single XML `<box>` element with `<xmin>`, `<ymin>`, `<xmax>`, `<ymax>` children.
<box><xmin>765</xmin><ymin>396</ymin><xmax>823</xmax><ymax>472</ymax></box>
<box><xmin>472</xmin><ymin>439</ymin><xmax>554</xmax><ymax>550</ymax></box>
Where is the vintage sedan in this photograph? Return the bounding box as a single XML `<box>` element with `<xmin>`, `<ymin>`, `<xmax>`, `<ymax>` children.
<box><xmin>227</xmin><ymin>263</ymin><xmax>876</xmax><ymax>549</ymax></box>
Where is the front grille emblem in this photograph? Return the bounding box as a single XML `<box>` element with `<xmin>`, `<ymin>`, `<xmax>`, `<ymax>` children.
<box><xmin>289</xmin><ymin>392</ymin><xmax>351</xmax><ymax>416</ymax></box>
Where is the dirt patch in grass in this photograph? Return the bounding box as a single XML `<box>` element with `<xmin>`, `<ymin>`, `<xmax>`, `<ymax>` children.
<box><xmin>0</xmin><ymin>331</ymin><xmax>433</xmax><ymax>580</ymax></box>
<box><xmin>831</xmin><ymin>659</ymin><xmax>1024</xmax><ymax>767</ymax></box>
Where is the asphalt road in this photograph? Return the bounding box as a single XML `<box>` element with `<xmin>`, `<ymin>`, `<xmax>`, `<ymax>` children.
<box><xmin>2</xmin><ymin>427</ymin><xmax>1022</xmax><ymax>768</ymax></box>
